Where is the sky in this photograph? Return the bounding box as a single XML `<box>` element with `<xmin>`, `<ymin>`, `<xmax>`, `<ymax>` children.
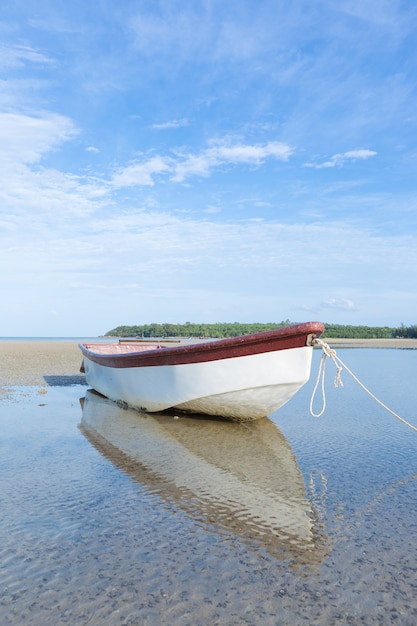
<box><xmin>1</xmin><ymin>0</ymin><xmax>417</xmax><ymax>336</ymax></box>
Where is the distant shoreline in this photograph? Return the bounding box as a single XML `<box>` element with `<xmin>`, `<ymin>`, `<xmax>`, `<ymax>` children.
<box><xmin>323</xmin><ymin>337</ymin><xmax>417</xmax><ymax>349</ymax></box>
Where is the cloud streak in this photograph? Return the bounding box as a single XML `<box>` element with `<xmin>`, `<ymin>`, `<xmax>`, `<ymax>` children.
<box><xmin>306</xmin><ymin>149</ymin><xmax>377</xmax><ymax>169</ymax></box>
<box><xmin>0</xmin><ymin>44</ymin><xmax>53</xmax><ymax>69</ymax></box>
<box><xmin>321</xmin><ymin>298</ymin><xmax>357</xmax><ymax>311</ymax></box>
<box><xmin>151</xmin><ymin>118</ymin><xmax>190</xmax><ymax>130</ymax></box>
<box><xmin>0</xmin><ymin>112</ymin><xmax>77</xmax><ymax>166</ymax></box>
<box><xmin>109</xmin><ymin>140</ymin><xmax>293</xmax><ymax>187</ymax></box>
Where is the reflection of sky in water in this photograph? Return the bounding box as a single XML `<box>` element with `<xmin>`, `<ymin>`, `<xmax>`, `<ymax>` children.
<box><xmin>1</xmin><ymin>348</ymin><xmax>417</xmax><ymax>624</ymax></box>
<box><xmin>276</xmin><ymin>349</ymin><xmax>417</xmax><ymax>517</ymax></box>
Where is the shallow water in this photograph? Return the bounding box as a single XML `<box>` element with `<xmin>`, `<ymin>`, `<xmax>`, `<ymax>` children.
<box><xmin>1</xmin><ymin>349</ymin><xmax>417</xmax><ymax>625</ymax></box>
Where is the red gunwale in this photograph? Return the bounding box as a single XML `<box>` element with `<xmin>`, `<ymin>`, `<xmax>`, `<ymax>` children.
<box><xmin>79</xmin><ymin>322</ymin><xmax>324</xmax><ymax>369</ymax></box>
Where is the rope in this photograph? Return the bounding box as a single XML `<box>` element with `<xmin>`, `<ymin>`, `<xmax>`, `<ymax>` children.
<box><xmin>311</xmin><ymin>338</ymin><xmax>417</xmax><ymax>433</ymax></box>
<box><xmin>309</xmin><ymin>339</ymin><xmax>343</xmax><ymax>418</ymax></box>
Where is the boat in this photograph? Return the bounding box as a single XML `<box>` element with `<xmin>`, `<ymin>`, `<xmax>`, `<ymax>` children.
<box><xmin>79</xmin><ymin>390</ymin><xmax>326</xmax><ymax>564</ymax></box>
<box><xmin>79</xmin><ymin>321</ymin><xmax>324</xmax><ymax>420</ymax></box>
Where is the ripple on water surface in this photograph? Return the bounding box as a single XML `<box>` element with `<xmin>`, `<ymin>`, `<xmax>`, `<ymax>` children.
<box><xmin>1</xmin><ymin>348</ymin><xmax>417</xmax><ymax>624</ymax></box>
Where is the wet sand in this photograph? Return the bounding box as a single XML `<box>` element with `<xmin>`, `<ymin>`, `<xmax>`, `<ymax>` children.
<box><xmin>1</xmin><ymin>338</ymin><xmax>417</xmax><ymax>388</ymax></box>
<box><xmin>0</xmin><ymin>341</ymin><xmax>85</xmax><ymax>387</ymax></box>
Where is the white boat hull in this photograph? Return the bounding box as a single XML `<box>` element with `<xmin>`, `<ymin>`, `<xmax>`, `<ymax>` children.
<box><xmin>82</xmin><ymin>345</ymin><xmax>314</xmax><ymax>419</ymax></box>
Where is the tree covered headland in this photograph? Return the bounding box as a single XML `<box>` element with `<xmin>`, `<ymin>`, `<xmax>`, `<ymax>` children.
<box><xmin>105</xmin><ymin>322</ymin><xmax>417</xmax><ymax>339</ymax></box>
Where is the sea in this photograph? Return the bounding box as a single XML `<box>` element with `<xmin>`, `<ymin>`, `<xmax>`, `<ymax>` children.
<box><xmin>1</xmin><ymin>346</ymin><xmax>417</xmax><ymax>625</ymax></box>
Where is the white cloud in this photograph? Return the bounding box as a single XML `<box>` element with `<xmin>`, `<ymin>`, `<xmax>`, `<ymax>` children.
<box><xmin>321</xmin><ymin>298</ymin><xmax>357</xmax><ymax>311</ymax></box>
<box><xmin>151</xmin><ymin>118</ymin><xmax>189</xmax><ymax>130</ymax></box>
<box><xmin>209</xmin><ymin>141</ymin><xmax>292</xmax><ymax>164</ymax></box>
<box><xmin>306</xmin><ymin>149</ymin><xmax>377</xmax><ymax>169</ymax></box>
<box><xmin>0</xmin><ymin>110</ymin><xmax>105</xmax><ymax>223</ymax></box>
<box><xmin>343</xmin><ymin>149</ymin><xmax>377</xmax><ymax>160</ymax></box>
<box><xmin>170</xmin><ymin>140</ymin><xmax>293</xmax><ymax>183</ymax></box>
<box><xmin>110</xmin><ymin>156</ymin><xmax>171</xmax><ymax>188</ymax></box>
<box><xmin>170</xmin><ymin>152</ymin><xmax>212</xmax><ymax>182</ymax></box>
<box><xmin>108</xmin><ymin>140</ymin><xmax>293</xmax><ymax>187</ymax></box>
<box><xmin>0</xmin><ymin>76</ymin><xmax>106</xmax><ymax>219</ymax></box>
<box><xmin>0</xmin><ymin>44</ymin><xmax>53</xmax><ymax>69</ymax></box>
<box><xmin>0</xmin><ymin>112</ymin><xmax>77</xmax><ymax>165</ymax></box>
<box><xmin>6</xmin><ymin>211</ymin><xmax>417</xmax><ymax>330</ymax></box>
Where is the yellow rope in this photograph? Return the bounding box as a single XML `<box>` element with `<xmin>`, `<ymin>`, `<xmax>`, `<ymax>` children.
<box><xmin>311</xmin><ymin>338</ymin><xmax>417</xmax><ymax>433</ymax></box>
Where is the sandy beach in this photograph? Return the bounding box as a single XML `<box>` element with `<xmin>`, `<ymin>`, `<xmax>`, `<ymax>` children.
<box><xmin>0</xmin><ymin>341</ymin><xmax>84</xmax><ymax>387</ymax></box>
<box><xmin>1</xmin><ymin>337</ymin><xmax>417</xmax><ymax>387</ymax></box>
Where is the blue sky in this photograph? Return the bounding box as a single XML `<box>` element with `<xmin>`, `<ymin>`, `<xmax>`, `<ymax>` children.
<box><xmin>1</xmin><ymin>0</ymin><xmax>417</xmax><ymax>336</ymax></box>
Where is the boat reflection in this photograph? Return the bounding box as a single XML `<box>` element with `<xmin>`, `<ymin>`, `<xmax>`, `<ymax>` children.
<box><xmin>79</xmin><ymin>390</ymin><xmax>326</xmax><ymax>566</ymax></box>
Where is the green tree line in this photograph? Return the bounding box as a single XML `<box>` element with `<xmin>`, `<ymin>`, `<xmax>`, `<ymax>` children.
<box><xmin>105</xmin><ymin>322</ymin><xmax>417</xmax><ymax>339</ymax></box>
